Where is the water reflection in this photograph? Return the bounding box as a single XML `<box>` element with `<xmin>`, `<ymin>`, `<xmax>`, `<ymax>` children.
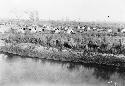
<box><xmin>0</xmin><ymin>52</ymin><xmax>125</xmax><ymax>86</ymax></box>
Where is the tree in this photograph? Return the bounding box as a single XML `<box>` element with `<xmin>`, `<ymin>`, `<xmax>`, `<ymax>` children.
<box><xmin>24</xmin><ymin>10</ymin><xmax>39</xmax><ymax>23</ymax></box>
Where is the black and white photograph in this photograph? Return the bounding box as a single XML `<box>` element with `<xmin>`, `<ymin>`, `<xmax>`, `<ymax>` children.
<box><xmin>0</xmin><ymin>0</ymin><xmax>125</xmax><ymax>86</ymax></box>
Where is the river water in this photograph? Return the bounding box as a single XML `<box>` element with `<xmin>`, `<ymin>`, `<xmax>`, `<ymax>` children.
<box><xmin>0</xmin><ymin>52</ymin><xmax>125</xmax><ymax>86</ymax></box>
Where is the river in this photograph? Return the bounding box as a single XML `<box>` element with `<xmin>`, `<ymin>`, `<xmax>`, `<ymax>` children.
<box><xmin>0</xmin><ymin>52</ymin><xmax>125</xmax><ymax>86</ymax></box>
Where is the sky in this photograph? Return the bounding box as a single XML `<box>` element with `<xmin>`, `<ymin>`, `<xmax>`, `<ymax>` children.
<box><xmin>0</xmin><ymin>0</ymin><xmax>125</xmax><ymax>22</ymax></box>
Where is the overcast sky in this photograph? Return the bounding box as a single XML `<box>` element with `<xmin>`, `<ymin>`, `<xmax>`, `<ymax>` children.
<box><xmin>0</xmin><ymin>0</ymin><xmax>125</xmax><ymax>22</ymax></box>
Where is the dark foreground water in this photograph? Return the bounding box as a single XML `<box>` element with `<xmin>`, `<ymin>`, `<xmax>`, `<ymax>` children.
<box><xmin>0</xmin><ymin>52</ymin><xmax>125</xmax><ymax>86</ymax></box>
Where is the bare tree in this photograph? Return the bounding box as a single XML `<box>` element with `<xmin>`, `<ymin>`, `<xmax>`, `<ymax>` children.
<box><xmin>24</xmin><ymin>10</ymin><xmax>39</xmax><ymax>24</ymax></box>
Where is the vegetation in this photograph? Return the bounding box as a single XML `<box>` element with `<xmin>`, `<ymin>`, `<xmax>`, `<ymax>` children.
<box><xmin>1</xmin><ymin>27</ymin><xmax>125</xmax><ymax>56</ymax></box>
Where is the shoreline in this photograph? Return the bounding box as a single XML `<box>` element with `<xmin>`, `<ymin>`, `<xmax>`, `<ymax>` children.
<box><xmin>0</xmin><ymin>42</ymin><xmax>125</xmax><ymax>67</ymax></box>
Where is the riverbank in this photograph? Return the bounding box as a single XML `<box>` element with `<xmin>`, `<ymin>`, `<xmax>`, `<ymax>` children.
<box><xmin>0</xmin><ymin>42</ymin><xmax>125</xmax><ymax>67</ymax></box>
